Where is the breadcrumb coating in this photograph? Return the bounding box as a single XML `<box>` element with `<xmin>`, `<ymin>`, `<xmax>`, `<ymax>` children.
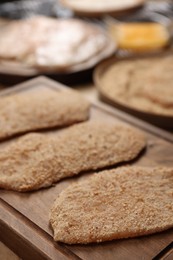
<box><xmin>50</xmin><ymin>166</ymin><xmax>173</xmax><ymax>244</ymax></box>
<box><xmin>0</xmin><ymin>88</ymin><xmax>90</xmax><ymax>140</ymax></box>
<box><xmin>0</xmin><ymin>121</ymin><xmax>146</xmax><ymax>191</ymax></box>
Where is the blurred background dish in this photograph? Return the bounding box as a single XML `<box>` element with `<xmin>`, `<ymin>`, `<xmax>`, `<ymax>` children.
<box><xmin>60</xmin><ymin>0</ymin><xmax>146</xmax><ymax>17</ymax></box>
<box><xmin>107</xmin><ymin>20</ymin><xmax>170</xmax><ymax>53</ymax></box>
<box><xmin>0</xmin><ymin>16</ymin><xmax>116</xmax><ymax>85</ymax></box>
<box><xmin>104</xmin><ymin>9</ymin><xmax>173</xmax><ymax>56</ymax></box>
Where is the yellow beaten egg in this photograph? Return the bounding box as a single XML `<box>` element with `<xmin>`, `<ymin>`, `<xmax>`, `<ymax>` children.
<box><xmin>108</xmin><ymin>22</ymin><xmax>170</xmax><ymax>52</ymax></box>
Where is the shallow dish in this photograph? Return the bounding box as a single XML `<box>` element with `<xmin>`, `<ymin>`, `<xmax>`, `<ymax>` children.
<box><xmin>94</xmin><ymin>52</ymin><xmax>173</xmax><ymax>130</ymax></box>
<box><xmin>60</xmin><ymin>0</ymin><xmax>146</xmax><ymax>17</ymax></box>
<box><xmin>0</xmin><ymin>17</ymin><xmax>115</xmax><ymax>85</ymax></box>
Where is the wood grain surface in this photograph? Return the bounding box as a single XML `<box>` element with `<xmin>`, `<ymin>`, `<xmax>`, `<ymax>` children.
<box><xmin>0</xmin><ymin>76</ymin><xmax>173</xmax><ymax>260</ymax></box>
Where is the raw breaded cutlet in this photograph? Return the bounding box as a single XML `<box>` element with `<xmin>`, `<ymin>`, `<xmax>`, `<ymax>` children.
<box><xmin>50</xmin><ymin>166</ymin><xmax>173</xmax><ymax>244</ymax></box>
<box><xmin>0</xmin><ymin>121</ymin><xmax>146</xmax><ymax>191</ymax></box>
<box><xmin>0</xmin><ymin>88</ymin><xmax>90</xmax><ymax>140</ymax></box>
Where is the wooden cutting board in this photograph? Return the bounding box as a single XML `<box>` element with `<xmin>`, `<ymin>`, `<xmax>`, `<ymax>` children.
<box><xmin>0</xmin><ymin>76</ymin><xmax>173</xmax><ymax>260</ymax></box>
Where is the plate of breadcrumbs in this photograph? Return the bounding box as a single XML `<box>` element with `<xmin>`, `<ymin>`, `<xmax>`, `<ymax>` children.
<box><xmin>94</xmin><ymin>51</ymin><xmax>173</xmax><ymax>130</ymax></box>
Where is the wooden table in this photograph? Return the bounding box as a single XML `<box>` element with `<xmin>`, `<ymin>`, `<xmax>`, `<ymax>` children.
<box><xmin>0</xmin><ymin>77</ymin><xmax>173</xmax><ymax>260</ymax></box>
